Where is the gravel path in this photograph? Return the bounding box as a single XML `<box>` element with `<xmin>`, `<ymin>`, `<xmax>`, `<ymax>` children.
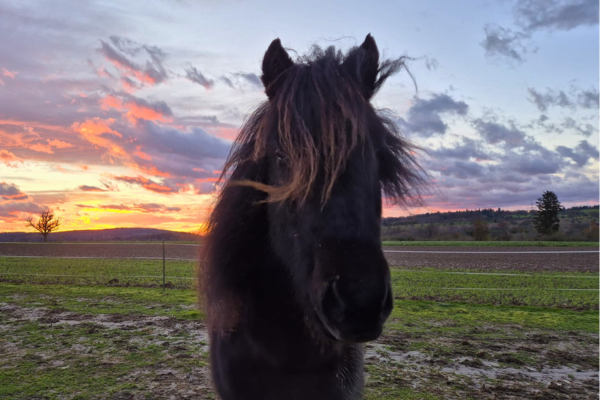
<box><xmin>0</xmin><ymin>243</ymin><xmax>598</xmax><ymax>272</ymax></box>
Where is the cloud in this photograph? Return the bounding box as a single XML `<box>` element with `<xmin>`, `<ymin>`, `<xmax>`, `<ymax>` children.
<box><xmin>0</xmin><ymin>149</ymin><xmax>22</xmax><ymax>166</ymax></box>
<box><xmin>75</xmin><ymin>202</ymin><xmax>181</xmax><ymax>214</ymax></box>
<box><xmin>1</xmin><ymin>68</ymin><xmax>18</xmax><ymax>79</ymax></box>
<box><xmin>481</xmin><ymin>1</ymin><xmax>597</xmax><ymax>64</ymax></box>
<box><xmin>112</xmin><ymin>175</ymin><xmax>179</xmax><ymax>194</ymax></box>
<box><xmin>220</xmin><ymin>76</ymin><xmax>235</xmax><ymax>88</ymax></box>
<box><xmin>219</xmin><ymin>72</ymin><xmax>263</xmax><ymax>90</ymax></box>
<box><xmin>184</xmin><ymin>65</ymin><xmax>214</xmax><ymax>89</ymax></box>
<box><xmin>514</xmin><ymin>0</ymin><xmax>599</xmax><ymax>32</ymax></box>
<box><xmin>527</xmin><ymin>86</ymin><xmax>598</xmax><ymax>111</ymax></box>
<box><xmin>440</xmin><ymin>160</ymin><xmax>486</xmax><ymax>179</ymax></box>
<box><xmin>429</xmin><ymin>137</ymin><xmax>492</xmax><ymax>161</ymax></box>
<box><xmin>0</xmin><ymin>182</ymin><xmax>28</xmax><ymax>200</ymax></box>
<box><xmin>421</xmin><ymin>115</ymin><xmax>599</xmax><ymax>210</ymax></box>
<box><xmin>99</xmin><ymin>35</ymin><xmax>169</xmax><ymax>88</ymax></box>
<box><xmin>561</xmin><ymin>117</ymin><xmax>596</xmax><ymax>137</ymax></box>
<box><xmin>556</xmin><ymin>140</ymin><xmax>600</xmax><ymax>166</ymax></box>
<box><xmin>100</xmin><ymin>93</ymin><xmax>173</xmax><ymax>122</ymax></box>
<box><xmin>78</xmin><ymin>185</ymin><xmax>107</xmax><ymax>192</ymax></box>
<box><xmin>0</xmin><ymin>201</ymin><xmax>45</xmax><ymax>218</ymax></box>
<box><xmin>398</xmin><ymin>94</ymin><xmax>468</xmax><ymax>137</ymax></box>
<box><xmin>474</xmin><ymin>119</ymin><xmax>528</xmax><ymax>148</ymax></box>
<box><xmin>234</xmin><ymin>72</ymin><xmax>262</xmax><ymax>88</ymax></box>
<box><xmin>134</xmin><ymin>203</ymin><xmax>181</xmax><ymax>213</ymax></box>
<box><xmin>480</xmin><ymin>24</ymin><xmax>534</xmax><ymax>63</ymax></box>
<box><xmin>527</xmin><ymin>87</ymin><xmax>573</xmax><ymax>111</ymax></box>
<box><xmin>577</xmin><ymin>87</ymin><xmax>599</xmax><ymax>109</ymax></box>
<box><xmin>505</xmin><ymin>149</ymin><xmax>566</xmax><ymax>175</ymax></box>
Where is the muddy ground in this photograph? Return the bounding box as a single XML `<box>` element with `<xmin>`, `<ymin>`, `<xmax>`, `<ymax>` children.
<box><xmin>0</xmin><ymin>243</ymin><xmax>598</xmax><ymax>272</ymax></box>
<box><xmin>1</xmin><ymin>299</ymin><xmax>598</xmax><ymax>400</ymax></box>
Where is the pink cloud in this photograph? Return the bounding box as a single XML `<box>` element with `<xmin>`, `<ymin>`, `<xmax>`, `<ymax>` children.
<box><xmin>112</xmin><ymin>175</ymin><xmax>178</xmax><ymax>194</ymax></box>
<box><xmin>78</xmin><ymin>185</ymin><xmax>107</xmax><ymax>192</ymax></box>
<box><xmin>100</xmin><ymin>94</ymin><xmax>173</xmax><ymax>123</ymax></box>
<box><xmin>0</xmin><ymin>182</ymin><xmax>29</xmax><ymax>201</ymax></box>
<box><xmin>0</xmin><ymin>149</ymin><xmax>22</xmax><ymax>166</ymax></box>
<box><xmin>1</xmin><ymin>68</ymin><xmax>17</xmax><ymax>79</ymax></box>
<box><xmin>47</xmin><ymin>139</ymin><xmax>74</xmax><ymax>149</ymax></box>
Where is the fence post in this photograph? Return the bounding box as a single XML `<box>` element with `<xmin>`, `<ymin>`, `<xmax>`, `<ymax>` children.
<box><xmin>162</xmin><ymin>240</ymin><xmax>166</xmax><ymax>291</ymax></box>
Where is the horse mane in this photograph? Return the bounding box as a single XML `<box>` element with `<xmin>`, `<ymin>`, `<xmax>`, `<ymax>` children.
<box><xmin>221</xmin><ymin>44</ymin><xmax>425</xmax><ymax>206</ymax></box>
<box><xmin>200</xmin><ymin>42</ymin><xmax>426</xmax><ymax>332</ymax></box>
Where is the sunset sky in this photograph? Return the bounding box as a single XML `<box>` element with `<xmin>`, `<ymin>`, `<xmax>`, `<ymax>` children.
<box><xmin>0</xmin><ymin>0</ymin><xmax>598</xmax><ymax>233</ymax></box>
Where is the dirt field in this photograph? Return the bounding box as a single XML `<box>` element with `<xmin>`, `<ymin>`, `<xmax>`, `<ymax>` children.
<box><xmin>0</xmin><ymin>243</ymin><xmax>598</xmax><ymax>272</ymax></box>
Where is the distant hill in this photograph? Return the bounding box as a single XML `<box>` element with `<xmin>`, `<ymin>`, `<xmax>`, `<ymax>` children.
<box><xmin>0</xmin><ymin>228</ymin><xmax>201</xmax><ymax>243</ymax></box>
<box><xmin>381</xmin><ymin>205</ymin><xmax>599</xmax><ymax>242</ymax></box>
<box><xmin>382</xmin><ymin>205</ymin><xmax>599</xmax><ymax>227</ymax></box>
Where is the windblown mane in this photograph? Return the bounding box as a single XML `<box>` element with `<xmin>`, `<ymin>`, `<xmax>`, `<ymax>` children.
<box><xmin>220</xmin><ymin>45</ymin><xmax>425</xmax><ymax>205</ymax></box>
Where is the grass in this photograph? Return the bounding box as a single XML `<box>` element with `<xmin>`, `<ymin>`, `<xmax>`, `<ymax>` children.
<box><xmin>1</xmin><ymin>281</ymin><xmax>596</xmax><ymax>333</ymax></box>
<box><xmin>0</xmin><ymin>241</ymin><xmax>201</xmax><ymax>244</ymax></box>
<box><xmin>382</xmin><ymin>240</ymin><xmax>598</xmax><ymax>247</ymax></box>
<box><xmin>0</xmin><ymin>257</ymin><xmax>197</xmax><ymax>288</ymax></box>
<box><xmin>1</xmin><ymin>280</ymin><xmax>598</xmax><ymax>399</ymax></box>
<box><xmin>390</xmin><ymin>269</ymin><xmax>599</xmax><ymax>309</ymax></box>
<box><xmin>1</xmin><ymin>252</ymin><xmax>598</xmax><ymax>398</ymax></box>
<box><xmin>0</xmin><ymin>283</ymin><xmax>202</xmax><ymax>320</ymax></box>
<box><xmin>2</xmin><ymin>258</ymin><xmax>598</xmax><ymax>309</ymax></box>
<box><xmin>2</xmin><ymin>257</ymin><xmax>597</xmax><ymax>309</ymax></box>
<box><xmin>388</xmin><ymin>300</ymin><xmax>598</xmax><ymax>333</ymax></box>
<box><xmin>0</xmin><ymin>315</ymin><xmax>210</xmax><ymax>400</ymax></box>
<box><xmin>4</xmin><ymin>239</ymin><xmax>598</xmax><ymax>247</ymax></box>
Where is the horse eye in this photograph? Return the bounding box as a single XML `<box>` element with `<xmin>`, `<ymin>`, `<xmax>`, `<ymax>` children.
<box><xmin>275</xmin><ymin>150</ymin><xmax>285</xmax><ymax>161</ymax></box>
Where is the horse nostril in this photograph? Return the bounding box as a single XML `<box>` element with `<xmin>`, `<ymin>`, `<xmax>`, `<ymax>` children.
<box><xmin>322</xmin><ymin>276</ymin><xmax>346</xmax><ymax>322</ymax></box>
<box><xmin>381</xmin><ymin>284</ymin><xmax>391</xmax><ymax>308</ymax></box>
<box><xmin>380</xmin><ymin>284</ymin><xmax>393</xmax><ymax>320</ymax></box>
<box><xmin>331</xmin><ymin>277</ymin><xmax>346</xmax><ymax>308</ymax></box>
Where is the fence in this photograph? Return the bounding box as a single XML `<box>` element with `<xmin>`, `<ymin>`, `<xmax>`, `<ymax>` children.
<box><xmin>0</xmin><ymin>241</ymin><xmax>199</xmax><ymax>289</ymax></box>
<box><xmin>0</xmin><ymin>242</ymin><xmax>598</xmax><ymax>307</ymax></box>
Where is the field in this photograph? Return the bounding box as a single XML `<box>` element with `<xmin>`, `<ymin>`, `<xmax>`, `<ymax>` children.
<box><xmin>382</xmin><ymin>240</ymin><xmax>598</xmax><ymax>247</ymax></box>
<box><xmin>0</xmin><ymin>243</ymin><xmax>598</xmax><ymax>399</ymax></box>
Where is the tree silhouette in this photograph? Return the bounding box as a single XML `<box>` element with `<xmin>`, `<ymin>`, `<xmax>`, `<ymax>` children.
<box><xmin>26</xmin><ymin>210</ymin><xmax>61</xmax><ymax>242</ymax></box>
<box><xmin>533</xmin><ymin>191</ymin><xmax>563</xmax><ymax>235</ymax></box>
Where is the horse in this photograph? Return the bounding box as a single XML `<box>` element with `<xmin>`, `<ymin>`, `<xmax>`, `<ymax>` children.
<box><xmin>200</xmin><ymin>34</ymin><xmax>424</xmax><ymax>400</ymax></box>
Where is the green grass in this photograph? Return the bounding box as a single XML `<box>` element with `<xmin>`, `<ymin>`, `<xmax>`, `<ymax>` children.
<box><xmin>0</xmin><ymin>283</ymin><xmax>202</xmax><ymax>320</ymax></box>
<box><xmin>0</xmin><ymin>241</ymin><xmax>201</xmax><ymax>244</ymax></box>
<box><xmin>2</xmin><ymin>257</ymin><xmax>597</xmax><ymax>310</ymax></box>
<box><xmin>388</xmin><ymin>300</ymin><xmax>598</xmax><ymax>333</ymax></box>
<box><xmin>1</xmin><ymin>282</ymin><xmax>596</xmax><ymax>333</ymax></box>
<box><xmin>0</xmin><ymin>315</ymin><xmax>209</xmax><ymax>400</ymax></box>
<box><xmin>383</xmin><ymin>240</ymin><xmax>598</xmax><ymax>247</ymax></box>
<box><xmin>0</xmin><ymin>257</ymin><xmax>197</xmax><ymax>288</ymax></box>
<box><xmin>390</xmin><ymin>269</ymin><xmax>599</xmax><ymax>309</ymax></box>
<box><xmin>1</xmin><ymin>281</ymin><xmax>598</xmax><ymax>399</ymax></box>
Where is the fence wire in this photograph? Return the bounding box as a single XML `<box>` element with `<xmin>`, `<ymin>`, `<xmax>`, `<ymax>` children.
<box><xmin>0</xmin><ymin>242</ymin><xmax>199</xmax><ymax>289</ymax></box>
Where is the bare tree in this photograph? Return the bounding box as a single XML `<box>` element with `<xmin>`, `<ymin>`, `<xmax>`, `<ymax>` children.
<box><xmin>26</xmin><ymin>210</ymin><xmax>61</xmax><ymax>242</ymax></box>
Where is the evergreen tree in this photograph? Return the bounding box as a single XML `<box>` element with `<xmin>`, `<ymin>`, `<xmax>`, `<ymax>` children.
<box><xmin>533</xmin><ymin>191</ymin><xmax>563</xmax><ymax>235</ymax></box>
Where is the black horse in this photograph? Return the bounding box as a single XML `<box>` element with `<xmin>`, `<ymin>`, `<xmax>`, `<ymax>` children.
<box><xmin>201</xmin><ymin>35</ymin><xmax>423</xmax><ymax>400</ymax></box>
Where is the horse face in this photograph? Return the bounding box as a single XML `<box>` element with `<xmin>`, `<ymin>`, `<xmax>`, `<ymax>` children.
<box><xmin>262</xmin><ymin>36</ymin><xmax>393</xmax><ymax>343</ymax></box>
<box><xmin>267</xmin><ymin>134</ymin><xmax>392</xmax><ymax>343</ymax></box>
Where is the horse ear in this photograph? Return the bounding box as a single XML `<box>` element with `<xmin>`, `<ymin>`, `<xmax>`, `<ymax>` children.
<box><xmin>344</xmin><ymin>34</ymin><xmax>380</xmax><ymax>99</ymax></box>
<box><xmin>261</xmin><ymin>38</ymin><xmax>294</xmax><ymax>100</ymax></box>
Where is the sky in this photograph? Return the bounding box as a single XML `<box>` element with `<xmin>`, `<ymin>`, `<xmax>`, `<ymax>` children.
<box><xmin>0</xmin><ymin>0</ymin><xmax>598</xmax><ymax>233</ymax></box>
